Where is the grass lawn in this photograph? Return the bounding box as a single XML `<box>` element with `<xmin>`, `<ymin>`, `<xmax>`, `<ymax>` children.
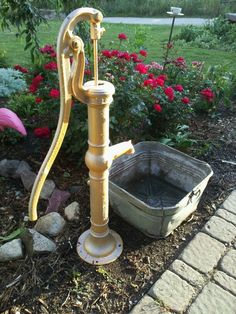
<box><xmin>1</xmin><ymin>20</ymin><xmax>236</xmax><ymax>73</ymax></box>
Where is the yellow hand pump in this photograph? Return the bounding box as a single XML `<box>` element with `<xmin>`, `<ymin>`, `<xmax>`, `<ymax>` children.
<box><xmin>28</xmin><ymin>7</ymin><xmax>134</xmax><ymax>265</ymax></box>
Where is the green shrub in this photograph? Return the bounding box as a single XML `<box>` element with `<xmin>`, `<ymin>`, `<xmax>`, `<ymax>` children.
<box><xmin>0</xmin><ymin>50</ymin><xmax>8</xmax><ymax>68</ymax></box>
<box><xmin>7</xmin><ymin>94</ymin><xmax>39</xmax><ymax>124</ymax></box>
<box><xmin>175</xmin><ymin>16</ymin><xmax>236</xmax><ymax>52</ymax></box>
<box><xmin>0</xmin><ymin>68</ymin><xmax>27</xmax><ymax>97</ymax></box>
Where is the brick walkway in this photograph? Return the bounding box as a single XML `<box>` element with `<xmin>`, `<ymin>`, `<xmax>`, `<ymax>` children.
<box><xmin>130</xmin><ymin>190</ymin><xmax>236</xmax><ymax>314</ymax></box>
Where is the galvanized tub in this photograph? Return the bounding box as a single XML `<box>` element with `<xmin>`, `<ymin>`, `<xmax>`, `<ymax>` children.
<box><xmin>109</xmin><ymin>141</ymin><xmax>213</xmax><ymax>238</ymax></box>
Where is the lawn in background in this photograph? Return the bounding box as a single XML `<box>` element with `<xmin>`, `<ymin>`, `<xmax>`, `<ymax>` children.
<box><xmin>0</xmin><ymin>20</ymin><xmax>235</xmax><ymax>73</ymax></box>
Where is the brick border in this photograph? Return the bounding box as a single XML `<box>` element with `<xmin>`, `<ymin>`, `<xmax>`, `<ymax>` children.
<box><xmin>130</xmin><ymin>190</ymin><xmax>236</xmax><ymax>313</ymax></box>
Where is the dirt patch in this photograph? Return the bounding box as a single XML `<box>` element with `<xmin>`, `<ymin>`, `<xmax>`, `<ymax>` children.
<box><xmin>0</xmin><ymin>106</ymin><xmax>235</xmax><ymax>314</ymax></box>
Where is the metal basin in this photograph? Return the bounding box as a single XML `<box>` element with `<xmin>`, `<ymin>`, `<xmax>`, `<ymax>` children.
<box><xmin>109</xmin><ymin>141</ymin><xmax>213</xmax><ymax>238</ymax></box>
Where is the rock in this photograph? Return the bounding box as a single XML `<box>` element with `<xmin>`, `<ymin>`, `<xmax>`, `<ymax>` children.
<box><xmin>0</xmin><ymin>159</ymin><xmax>21</xmax><ymax>177</ymax></box>
<box><xmin>46</xmin><ymin>189</ymin><xmax>71</xmax><ymax>214</ymax></box>
<box><xmin>68</xmin><ymin>185</ymin><xmax>83</xmax><ymax>194</ymax></box>
<box><xmin>20</xmin><ymin>170</ymin><xmax>55</xmax><ymax>199</ymax></box>
<box><xmin>40</xmin><ymin>179</ymin><xmax>56</xmax><ymax>200</ymax></box>
<box><xmin>64</xmin><ymin>201</ymin><xmax>80</xmax><ymax>221</ymax></box>
<box><xmin>35</xmin><ymin>212</ymin><xmax>66</xmax><ymax>237</ymax></box>
<box><xmin>21</xmin><ymin>170</ymin><xmax>36</xmax><ymax>191</ymax></box>
<box><xmin>0</xmin><ymin>239</ymin><xmax>24</xmax><ymax>262</ymax></box>
<box><xmin>14</xmin><ymin>160</ymin><xmax>31</xmax><ymax>178</ymax></box>
<box><xmin>21</xmin><ymin>229</ymin><xmax>56</xmax><ymax>255</ymax></box>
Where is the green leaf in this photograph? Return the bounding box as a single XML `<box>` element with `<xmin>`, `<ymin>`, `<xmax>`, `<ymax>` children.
<box><xmin>0</xmin><ymin>227</ymin><xmax>27</xmax><ymax>243</ymax></box>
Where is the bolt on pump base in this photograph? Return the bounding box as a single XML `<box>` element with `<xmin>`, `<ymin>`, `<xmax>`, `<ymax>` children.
<box><xmin>28</xmin><ymin>8</ymin><xmax>134</xmax><ymax>265</ymax></box>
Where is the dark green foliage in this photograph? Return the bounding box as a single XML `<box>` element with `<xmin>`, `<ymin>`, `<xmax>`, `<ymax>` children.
<box><xmin>0</xmin><ymin>0</ymin><xmax>46</xmax><ymax>60</ymax></box>
<box><xmin>175</xmin><ymin>16</ymin><xmax>236</xmax><ymax>52</ymax></box>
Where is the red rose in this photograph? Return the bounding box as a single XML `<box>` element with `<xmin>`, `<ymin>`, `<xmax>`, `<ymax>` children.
<box><xmin>33</xmin><ymin>75</ymin><xmax>44</xmax><ymax>84</ymax></box>
<box><xmin>34</xmin><ymin>127</ymin><xmax>50</xmax><ymax>138</ymax></box>
<box><xmin>111</xmin><ymin>50</ymin><xmax>119</xmax><ymax>56</ymax></box>
<box><xmin>174</xmin><ymin>84</ymin><xmax>184</xmax><ymax>92</ymax></box>
<box><xmin>153</xmin><ymin>104</ymin><xmax>162</xmax><ymax>112</ymax></box>
<box><xmin>40</xmin><ymin>44</ymin><xmax>55</xmax><ymax>55</ymax></box>
<box><xmin>118</xmin><ymin>33</ymin><xmax>127</xmax><ymax>40</ymax></box>
<box><xmin>130</xmin><ymin>53</ymin><xmax>141</xmax><ymax>62</ymax></box>
<box><xmin>117</xmin><ymin>52</ymin><xmax>130</xmax><ymax>61</ymax></box>
<box><xmin>84</xmin><ymin>69</ymin><xmax>91</xmax><ymax>75</ymax></box>
<box><xmin>175</xmin><ymin>57</ymin><xmax>185</xmax><ymax>64</ymax></box>
<box><xmin>50</xmin><ymin>52</ymin><xmax>57</xmax><ymax>58</ymax></box>
<box><xmin>143</xmin><ymin>79</ymin><xmax>154</xmax><ymax>87</ymax></box>
<box><xmin>44</xmin><ymin>62</ymin><xmax>57</xmax><ymax>71</ymax></box>
<box><xmin>102</xmin><ymin>50</ymin><xmax>112</xmax><ymax>58</ymax></box>
<box><xmin>200</xmin><ymin>88</ymin><xmax>215</xmax><ymax>102</ymax></box>
<box><xmin>148</xmin><ymin>73</ymin><xmax>154</xmax><ymax>79</ymax></box>
<box><xmin>139</xmin><ymin>50</ymin><xmax>147</xmax><ymax>57</ymax></box>
<box><xmin>155</xmin><ymin>78</ymin><xmax>165</xmax><ymax>87</ymax></box>
<box><xmin>29</xmin><ymin>84</ymin><xmax>37</xmax><ymax>93</ymax></box>
<box><xmin>49</xmin><ymin>89</ymin><xmax>60</xmax><ymax>98</ymax></box>
<box><xmin>14</xmin><ymin>65</ymin><xmax>29</xmax><ymax>73</ymax></box>
<box><xmin>157</xmin><ymin>74</ymin><xmax>167</xmax><ymax>81</ymax></box>
<box><xmin>164</xmin><ymin>87</ymin><xmax>175</xmax><ymax>102</ymax></box>
<box><xmin>135</xmin><ymin>63</ymin><xmax>147</xmax><ymax>74</ymax></box>
<box><xmin>120</xmin><ymin>76</ymin><xmax>126</xmax><ymax>81</ymax></box>
<box><xmin>181</xmin><ymin>97</ymin><xmax>190</xmax><ymax>104</ymax></box>
<box><xmin>35</xmin><ymin>97</ymin><xmax>43</xmax><ymax>103</ymax></box>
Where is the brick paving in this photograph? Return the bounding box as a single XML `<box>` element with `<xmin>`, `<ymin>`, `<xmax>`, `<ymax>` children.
<box><xmin>130</xmin><ymin>190</ymin><xmax>236</xmax><ymax>313</ymax></box>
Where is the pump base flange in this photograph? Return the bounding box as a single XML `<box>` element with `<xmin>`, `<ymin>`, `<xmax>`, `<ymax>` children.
<box><xmin>77</xmin><ymin>229</ymin><xmax>123</xmax><ymax>265</ymax></box>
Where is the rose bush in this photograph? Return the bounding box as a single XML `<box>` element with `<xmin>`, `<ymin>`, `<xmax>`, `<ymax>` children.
<box><xmin>4</xmin><ymin>37</ymin><xmax>234</xmax><ymax>155</ymax></box>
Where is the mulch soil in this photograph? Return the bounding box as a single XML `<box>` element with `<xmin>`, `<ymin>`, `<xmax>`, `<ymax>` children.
<box><xmin>0</xmin><ymin>105</ymin><xmax>235</xmax><ymax>314</ymax></box>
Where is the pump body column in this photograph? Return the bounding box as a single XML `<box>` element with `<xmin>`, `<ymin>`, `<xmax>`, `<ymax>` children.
<box><xmin>77</xmin><ymin>80</ymin><xmax>123</xmax><ymax>265</ymax></box>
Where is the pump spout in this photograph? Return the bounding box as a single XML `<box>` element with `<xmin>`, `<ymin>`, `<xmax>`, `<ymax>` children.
<box><xmin>109</xmin><ymin>140</ymin><xmax>135</xmax><ymax>161</ymax></box>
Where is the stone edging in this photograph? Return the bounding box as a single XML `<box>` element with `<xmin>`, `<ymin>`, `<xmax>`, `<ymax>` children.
<box><xmin>130</xmin><ymin>190</ymin><xmax>236</xmax><ymax>313</ymax></box>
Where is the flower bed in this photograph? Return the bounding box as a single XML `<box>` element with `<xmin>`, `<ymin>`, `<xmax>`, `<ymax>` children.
<box><xmin>1</xmin><ymin>34</ymin><xmax>234</xmax><ymax>157</ymax></box>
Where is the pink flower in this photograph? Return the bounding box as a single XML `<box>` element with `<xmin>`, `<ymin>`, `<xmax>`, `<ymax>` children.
<box><xmin>118</xmin><ymin>33</ymin><xmax>127</xmax><ymax>40</ymax></box>
<box><xmin>44</xmin><ymin>62</ymin><xmax>57</xmax><ymax>71</ymax></box>
<box><xmin>164</xmin><ymin>87</ymin><xmax>175</xmax><ymax>102</ymax></box>
<box><xmin>34</xmin><ymin>127</ymin><xmax>50</xmax><ymax>138</ymax></box>
<box><xmin>181</xmin><ymin>97</ymin><xmax>190</xmax><ymax>104</ymax></box>
<box><xmin>0</xmin><ymin>108</ymin><xmax>27</xmax><ymax>136</ymax></box>
<box><xmin>14</xmin><ymin>65</ymin><xmax>29</xmax><ymax>73</ymax></box>
<box><xmin>139</xmin><ymin>50</ymin><xmax>147</xmax><ymax>57</ymax></box>
<box><xmin>135</xmin><ymin>63</ymin><xmax>147</xmax><ymax>74</ymax></box>
<box><xmin>174</xmin><ymin>84</ymin><xmax>184</xmax><ymax>92</ymax></box>
<box><xmin>120</xmin><ymin>76</ymin><xmax>126</xmax><ymax>81</ymax></box>
<box><xmin>146</xmin><ymin>62</ymin><xmax>163</xmax><ymax>70</ymax></box>
<box><xmin>153</xmin><ymin>104</ymin><xmax>162</xmax><ymax>112</ymax></box>
<box><xmin>200</xmin><ymin>88</ymin><xmax>215</xmax><ymax>102</ymax></box>
<box><xmin>35</xmin><ymin>97</ymin><xmax>43</xmax><ymax>103</ymax></box>
<box><xmin>49</xmin><ymin>89</ymin><xmax>60</xmax><ymax>98</ymax></box>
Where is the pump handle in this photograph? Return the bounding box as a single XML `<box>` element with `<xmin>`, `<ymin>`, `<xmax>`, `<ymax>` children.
<box><xmin>29</xmin><ymin>8</ymin><xmax>104</xmax><ymax>221</ymax></box>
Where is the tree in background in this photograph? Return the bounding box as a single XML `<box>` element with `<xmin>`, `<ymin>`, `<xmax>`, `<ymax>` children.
<box><xmin>0</xmin><ymin>0</ymin><xmax>101</xmax><ymax>61</ymax></box>
<box><xmin>0</xmin><ymin>0</ymin><xmax>45</xmax><ymax>61</ymax></box>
